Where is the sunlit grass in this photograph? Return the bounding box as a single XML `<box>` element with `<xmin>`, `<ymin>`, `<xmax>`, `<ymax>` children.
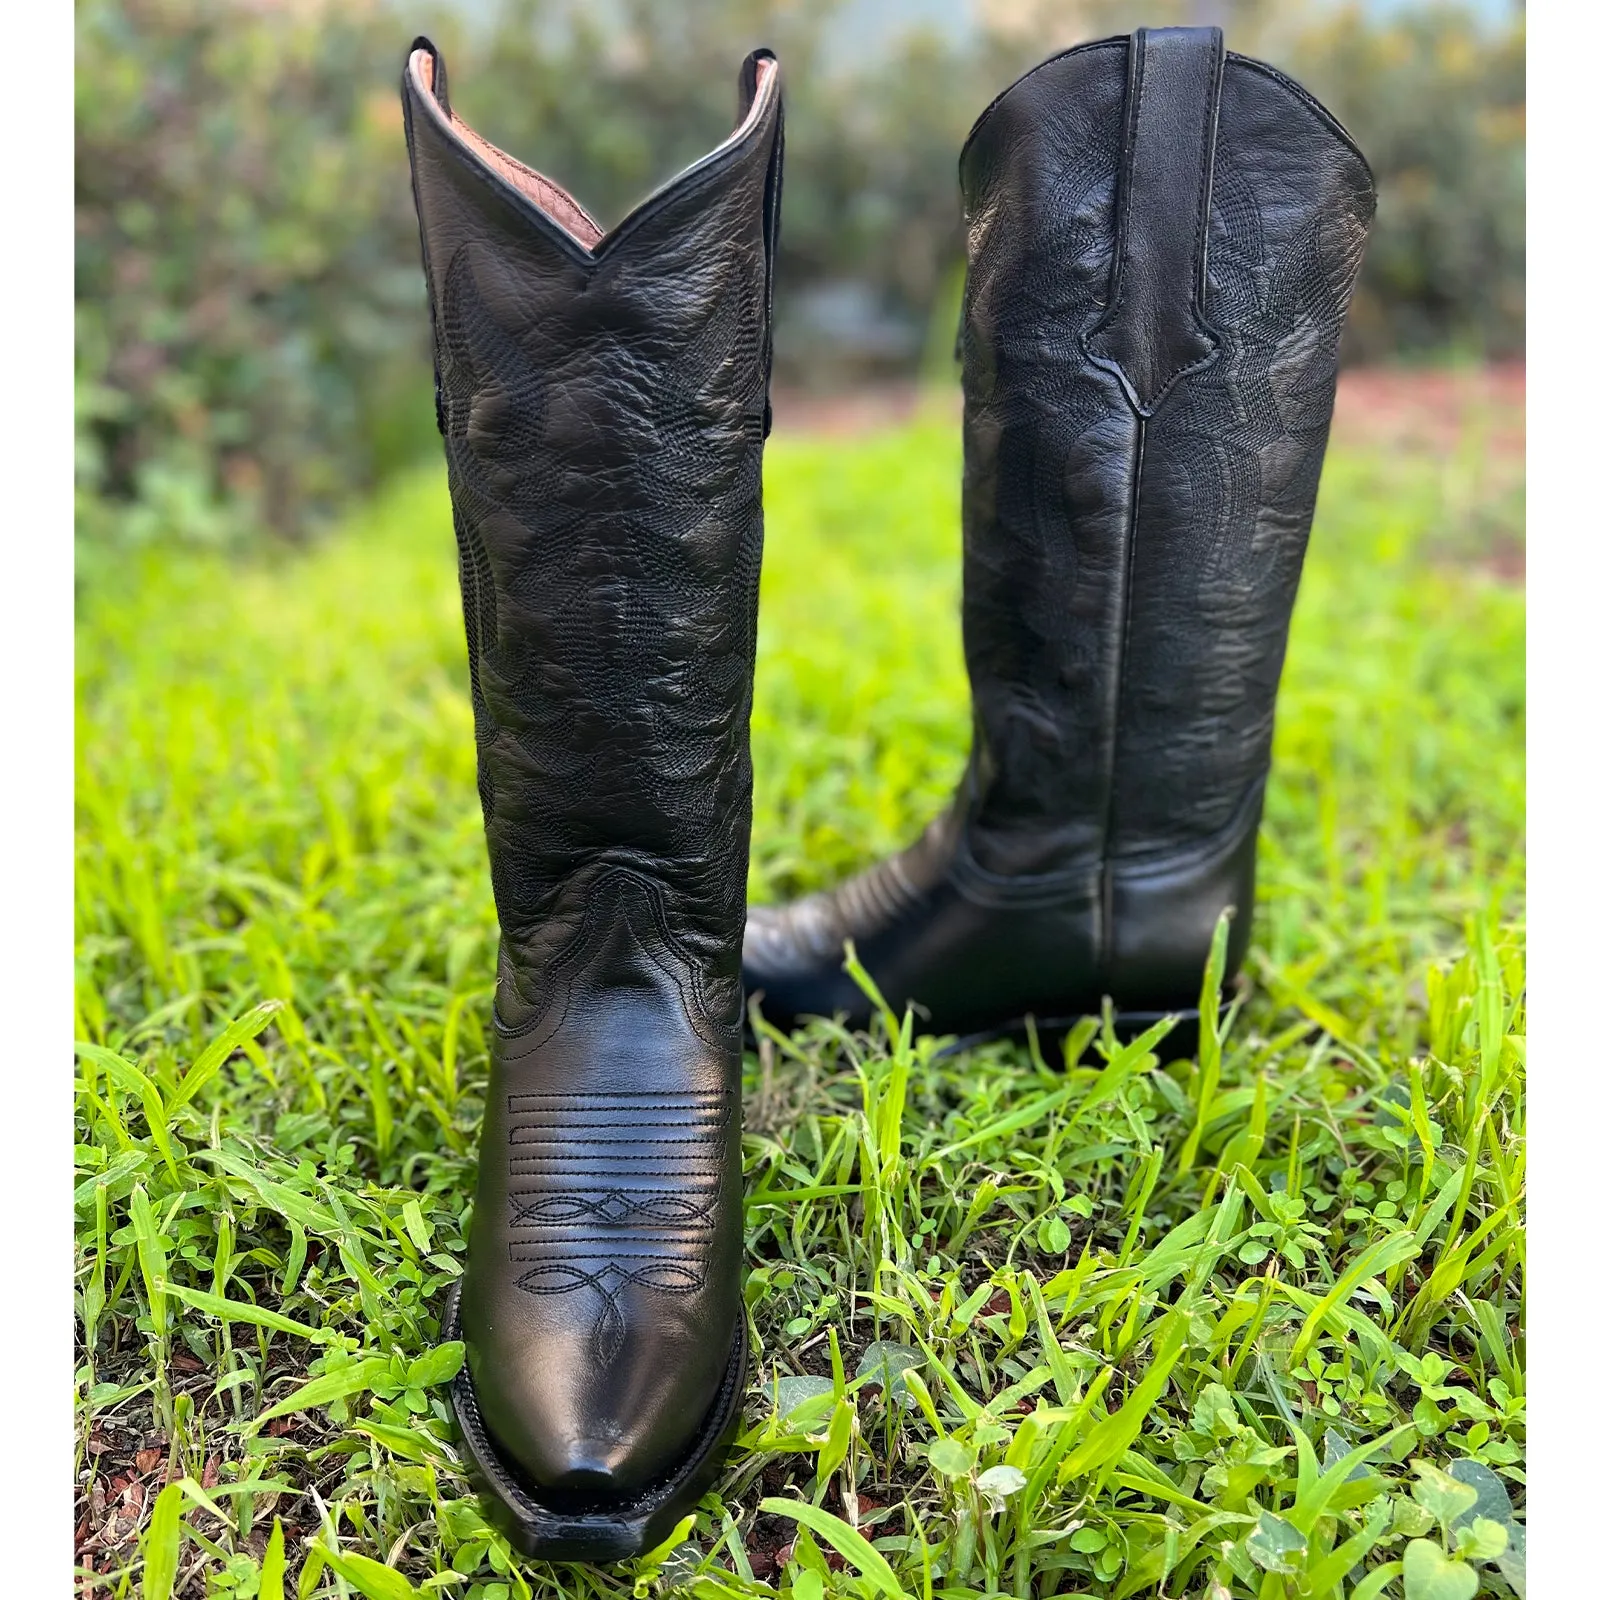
<box><xmin>75</xmin><ymin>403</ymin><xmax>1524</xmax><ymax>1598</ymax></box>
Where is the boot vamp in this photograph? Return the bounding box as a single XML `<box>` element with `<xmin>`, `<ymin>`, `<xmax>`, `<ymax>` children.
<box><xmin>743</xmin><ymin>812</ymin><xmax>957</xmax><ymax>1023</ymax></box>
<box><xmin>462</xmin><ymin>1238</ymin><xmax>739</xmax><ymax>1500</ymax></box>
<box><xmin>463</xmin><ymin>882</ymin><xmax>743</xmax><ymax>1500</ymax></box>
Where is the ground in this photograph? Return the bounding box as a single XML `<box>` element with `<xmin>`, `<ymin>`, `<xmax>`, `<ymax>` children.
<box><xmin>75</xmin><ymin>368</ymin><xmax>1524</xmax><ymax>1599</ymax></box>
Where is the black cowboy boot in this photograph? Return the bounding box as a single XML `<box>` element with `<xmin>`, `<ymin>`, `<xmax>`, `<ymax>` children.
<box><xmin>744</xmin><ymin>27</ymin><xmax>1373</xmax><ymax>1048</ymax></box>
<box><xmin>402</xmin><ymin>38</ymin><xmax>782</xmax><ymax>1560</ymax></box>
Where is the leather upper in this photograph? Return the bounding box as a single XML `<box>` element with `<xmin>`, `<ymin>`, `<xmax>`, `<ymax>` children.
<box><xmin>404</xmin><ymin>40</ymin><xmax>782</xmax><ymax>1498</ymax></box>
<box><xmin>744</xmin><ymin>30</ymin><xmax>1373</xmax><ymax>1038</ymax></box>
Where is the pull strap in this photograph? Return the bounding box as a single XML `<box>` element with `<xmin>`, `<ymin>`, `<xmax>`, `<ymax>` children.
<box><xmin>1085</xmin><ymin>26</ymin><xmax>1225</xmax><ymax>415</ymax></box>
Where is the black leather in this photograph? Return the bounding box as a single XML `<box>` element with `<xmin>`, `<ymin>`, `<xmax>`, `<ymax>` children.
<box><xmin>402</xmin><ymin>37</ymin><xmax>782</xmax><ymax>1558</ymax></box>
<box><xmin>744</xmin><ymin>29</ymin><xmax>1374</xmax><ymax>1043</ymax></box>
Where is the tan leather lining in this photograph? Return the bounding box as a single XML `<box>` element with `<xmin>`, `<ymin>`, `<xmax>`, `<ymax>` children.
<box><xmin>410</xmin><ymin>48</ymin><xmax>603</xmax><ymax>246</ymax></box>
<box><xmin>409</xmin><ymin>49</ymin><xmax>776</xmax><ymax>253</ymax></box>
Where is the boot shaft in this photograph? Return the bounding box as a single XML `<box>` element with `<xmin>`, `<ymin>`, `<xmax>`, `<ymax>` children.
<box><xmin>957</xmin><ymin>28</ymin><xmax>1374</xmax><ymax>878</ymax></box>
<box><xmin>403</xmin><ymin>43</ymin><xmax>783</xmax><ymax>1032</ymax></box>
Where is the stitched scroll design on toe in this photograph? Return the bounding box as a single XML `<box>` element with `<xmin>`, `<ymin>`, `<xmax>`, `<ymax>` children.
<box><xmin>506</xmin><ymin>1090</ymin><xmax>731</xmax><ymax>1367</ymax></box>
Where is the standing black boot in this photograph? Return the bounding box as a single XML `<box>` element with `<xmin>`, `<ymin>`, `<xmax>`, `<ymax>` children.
<box><xmin>744</xmin><ymin>28</ymin><xmax>1373</xmax><ymax>1048</ymax></box>
<box><xmin>402</xmin><ymin>38</ymin><xmax>782</xmax><ymax>1560</ymax></box>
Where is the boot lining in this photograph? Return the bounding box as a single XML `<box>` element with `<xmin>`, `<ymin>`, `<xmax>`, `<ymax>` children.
<box><xmin>409</xmin><ymin>50</ymin><xmax>776</xmax><ymax>252</ymax></box>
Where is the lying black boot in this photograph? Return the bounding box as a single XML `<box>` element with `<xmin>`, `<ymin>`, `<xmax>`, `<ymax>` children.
<box><xmin>401</xmin><ymin>37</ymin><xmax>782</xmax><ymax>1561</ymax></box>
<box><xmin>744</xmin><ymin>27</ymin><xmax>1373</xmax><ymax>1051</ymax></box>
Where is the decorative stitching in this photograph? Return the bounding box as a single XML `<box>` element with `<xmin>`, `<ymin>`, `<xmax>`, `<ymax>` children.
<box><xmin>510</xmin><ymin>1191</ymin><xmax>714</xmax><ymax>1225</ymax></box>
<box><xmin>504</xmin><ymin>1087</ymin><xmax>733</xmax><ymax>1366</ymax></box>
<box><xmin>494</xmin><ymin>869</ymin><xmax>739</xmax><ymax>1055</ymax></box>
<box><xmin>432</xmin><ymin>209</ymin><xmax>767</xmax><ymax>1045</ymax></box>
<box><xmin>514</xmin><ymin>1262</ymin><xmax>702</xmax><ymax>1368</ymax></box>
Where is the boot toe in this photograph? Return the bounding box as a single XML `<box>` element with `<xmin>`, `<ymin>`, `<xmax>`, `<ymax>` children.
<box><xmin>443</xmin><ymin>1282</ymin><xmax>747</xmax><ymax>1561</ymax></box>
<box><xmin>460</xmin><ymin>1269</ymin><xmax>737</xmax><ymax>1505</ymax></box>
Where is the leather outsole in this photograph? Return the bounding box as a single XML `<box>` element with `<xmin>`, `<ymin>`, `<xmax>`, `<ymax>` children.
<box><xmin>440</xmin><ymin>1282</ymin><xmax>748</xmax><ymax>1562</ymax></box>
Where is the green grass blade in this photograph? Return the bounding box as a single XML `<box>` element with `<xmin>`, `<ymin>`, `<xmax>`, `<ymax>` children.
<box><xmin>1291</xmin><ymin>1230</ymin><xmax>1420</xmax><ymax>1366</ymax></box>
<box><xmin>166</xmin><ymin>1283</ymin><xmax>341</xmax><ymax>1345</ymax></box>
<box><xmin>758</xmin><ymin>1498</ymin><xmax>908</xmax><ymax>1597</ymax></box>
<box><xmin>140</xmin><ymin>1480</ymin><xmax>185</xmax><ymax>1600</ymax></box>
<box><xmin>1057</xmin><ymin>1313</ymin><xmax>1186</xmax><ymax>1481</ymax></box>
<box><xmin>170</xmin><ymin>1000</ymin><xmax>285</xmax><ymax>1110</ymax></box>
<box><xmin>259</xmin><ymin>1519</ymin><xmax>286</xmax><ymax>1600</ymax></box>
<box><xmin>247</xmin><ymin>1355</ymin><xmax>394</xmax><ymax>1431</ymax></box>
<box><xmin>319</xmin><ymin>1547</ymin><xmax>420</xmax><ymax>1600</ymax></box>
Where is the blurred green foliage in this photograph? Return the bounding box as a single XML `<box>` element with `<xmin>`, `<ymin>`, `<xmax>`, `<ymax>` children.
<box><xmin>75</xmin><ymin>0</ymin><xmax>1523</xmax><ymax>546</ymax></box>
<box><xmin>1286</xmin><ymin>4</ymin><xmax>1525</xmax><ymax>361</ymax></box>
<box><xmin>76</xmin><ymin>0</ymin><xmax>429</xmax><ymax>548</ymax></box>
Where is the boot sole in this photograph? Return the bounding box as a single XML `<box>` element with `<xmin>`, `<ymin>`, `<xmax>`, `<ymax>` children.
<box><xmin>440</xmin><ymin>1281</ymin><xmax>748</xmax><ymax>1563</ymax></box>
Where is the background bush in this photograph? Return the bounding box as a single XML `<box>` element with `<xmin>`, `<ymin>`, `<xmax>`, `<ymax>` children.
<box><xmin>75</xmin><ymin>0</ymin><xmax>1524</xmax><ymax>547</ymax></box>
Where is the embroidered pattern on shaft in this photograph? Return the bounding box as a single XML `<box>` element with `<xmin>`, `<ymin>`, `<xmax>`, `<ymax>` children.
<box><xmin>434</xmin><ymin>233</ymin><xmax>766</xmax><ymax>1039</ymax></box>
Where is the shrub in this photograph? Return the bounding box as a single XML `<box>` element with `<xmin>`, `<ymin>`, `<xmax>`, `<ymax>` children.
<box><xmin>75</xmin><ymin>0</ymin><xmax>426</xmax><ymax>546</ymax></box>
<box><xmin>74</xmin><ymin>0</ymin><xmax>1523</xmax><ymax>548</ymax></box>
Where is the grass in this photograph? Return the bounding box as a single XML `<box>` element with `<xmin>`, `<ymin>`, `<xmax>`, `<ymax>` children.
<box><xmin>75</xmin><ymin>396</ymin><xmax>1525</xmax><ymax>1599</ymax></box>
